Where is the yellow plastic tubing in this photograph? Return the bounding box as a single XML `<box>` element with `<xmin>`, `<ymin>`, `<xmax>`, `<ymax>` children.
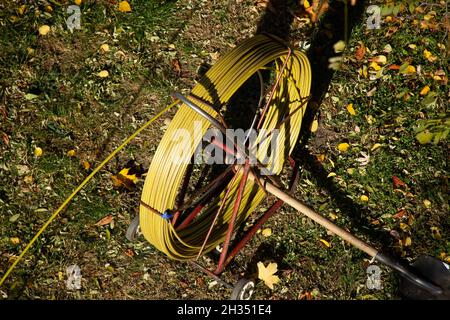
<box><xmin>140</xmin><ymin>34</ymin><xmax>311</xmax><ymax>260</ymax></box>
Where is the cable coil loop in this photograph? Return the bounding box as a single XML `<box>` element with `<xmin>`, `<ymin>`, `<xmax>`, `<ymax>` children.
<box><xmin>139</xmin><ymin>34</ymin><xmax>312</xmax><ymax>260</ymax></box>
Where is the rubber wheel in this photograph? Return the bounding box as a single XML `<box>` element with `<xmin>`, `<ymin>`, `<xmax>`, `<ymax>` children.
<box><xmin>126</xmin><ymin>215</ymin><xmax>141</xmax><ymax>242</ymax></box>
<box><xmin>230</xmin><ymin>278</ymin><xmax>255</xmax><ymax>300</ymax></box>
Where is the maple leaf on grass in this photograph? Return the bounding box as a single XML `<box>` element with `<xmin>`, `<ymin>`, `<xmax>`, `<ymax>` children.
<box><xmin>111</xmin><ymin>161</ymin><xmax>143</xmax><ymax>190</ymax></box>
<box><xmin>257</xmin><ymin>262</ymin><xmax>280</xmax><ymax>290</ymax></box>
<box><xmin>112</xmin><ymin>168</ymin><xmax>138</xmax><ymax>190</ymax></box>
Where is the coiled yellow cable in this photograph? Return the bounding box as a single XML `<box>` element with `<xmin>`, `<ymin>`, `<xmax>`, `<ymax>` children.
<box><xmin>140</xmin><ymin>34</ymin><xmax>311</xmax><ymax>260</ymax></box>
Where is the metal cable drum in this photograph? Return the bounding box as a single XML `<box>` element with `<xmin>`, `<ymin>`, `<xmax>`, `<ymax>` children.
<box><xmin>140</xmin><ymin>34</ymin><xmax>311</xmax><ymax>260</ymax></box>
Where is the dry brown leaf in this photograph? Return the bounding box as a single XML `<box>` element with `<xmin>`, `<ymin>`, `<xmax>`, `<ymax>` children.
<box><xmin>171</xmin><ymin>59</ymin><xmax>181</xmax><ymax>74</ymax></box>
<box><xmin>388</xmin><ymin>64</ymin><xmax>401</xmax><ymax>70</ymax></box>
<box><xmin>392</xmin><ymin>175</ymin><xmax>407</xmax><ymax>189</ymax></box>
<box><xmin>355</xmin><ymin>43</ymin><xmax>366</xmax><ymax>61</ymax></box>
<box><xmin>393</xmin><ymin>209</ymin><xmax>407</xmax><ymax>219</ymax></box>
<box><xmin>1</xmin><ymin>132</ymin><xmax>9</xmax><ymax>146</ymax></box>
<box><xmin>125</xmin><ymin>249</ymin><xmax>135</xmax><ymax>257</ymax></box>
<box><xmin>95</xmin><ymin>215</ymin><xmax>113</xmax><ymax>226</ymax></box>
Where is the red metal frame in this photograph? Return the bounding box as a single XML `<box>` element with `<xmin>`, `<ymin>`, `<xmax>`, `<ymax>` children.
<box><xmin>224</xmin><ymin>157</ymin><xmax>299</xmax><ymax>268</ymax></box>
<box><xmin>215</xmin><ymin>159</ymin><xmax>251</xmax><ymax>274</ymax></box>
<box><xmin>166</xmin><ymin>46</ymin><xmax>298</xmax><ymax>282</ymax></box>
<box><xmin>195</xmin><ymin>170</ymin><xmax>240</xmax><ymax>259</ymax></box>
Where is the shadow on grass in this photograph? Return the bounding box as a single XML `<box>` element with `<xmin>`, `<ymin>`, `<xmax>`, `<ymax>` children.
<box><xmin>236</xmin><ymin>0</ymin><xmax>401</xmax><ymax>276</ymax></box>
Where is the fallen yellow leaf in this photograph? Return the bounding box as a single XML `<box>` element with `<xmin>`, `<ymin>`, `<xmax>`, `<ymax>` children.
<box><xmin>111</xmin><ymin>167</ymin><xmax>139</xmax><ymax>190</ymax></box>
<box><xmin>400</xmin><ymin>222</ymin><xmax>410</xmax><ymax>231</ymax></box>
<box><xmin>74</xmin><ymin>0</ymin><xmax>82</xmax><ymax>5</ymax></box>
<box><xmin>316</xmin><ymin>154</ymin><xmax>325</xmax><ymax>162</ymax></box>
<box><xmin>423</xmin><ymin>49</ymin><xmax>437</xmax><ymax>62</ymax></box>
<box><xmin>10</xmin><ymin>237</ymin><xmax>20</xmax><ymax>244</ymax></box>
<box><xmin>328</xmin><ymin>158</ymin><xmax>335</xmax><ymax>168</ymax></box>
<box><xmin>119</xmin><ymin>168</ymin><xmax>137</xmax><ymax>183</ymax></box>
<box><xmin>118</xmin><ymin>1</ymin><xmax>132</xmax><ymax>12</ymax></box>
<box><xmin>416</xmin><ymin>130</ymin><xmax>433</xmax><ymax>144</ymax></box>
<box><xmin>369</xmin><ymin>61</ymin><xmax>381</xmax><ymax>71</ymax></box>
<box><xmin>257</xmin><ymin>262</ymin><xmax>280</xmax><ymax>290</ymax></box>
<box><xmin>24</xmin><ymin>175</ymin><xmax>33</xmax><ymax>184</ymax></box>
<box><xmin>82</xmin><ymin>161</ymin><xmax>90</xmax><ymax>170</ymax></box>
<box><xmin>18</xmin><ymin>5</ymin><xmax>26</xmax><ymax>15</ymax></box>
<box><xmin>98</xmin><ymin>70</ymin><xmax>109</xmax><ymax>78</ymax></box>
<box><xmin>34</xmin><ymin>147</ymin><xmax>43</xmax><ymax>157</ymax></box>
<box><xmin>327</xmin><ymin>172</ymin><xmax>336</xmax><ymax>178</ymax></box>
<box><xmin>359</xmin><ymin>65</ymin><xmax>368</xmax><ymax>78</ymax></box>
<box><xmin>310</xmin><ymin>119</ymin><xmax>318</xmax><ymax>132</ymax></box>
<box><xmin>333</xmin><ymin>40</ymin><xmax>346</xmax><ymax>53</ymax></box>
<box><xmin>404</xmin><ymin>237</ymin><xmax>412</xmax><ymax>246</ymax></box>
<box><xmin>423</xmin><ymin>199</ymin><xmax>431</xmax><ymax>208</ymax></box>
<box><xmin>365</xmin><ymin>115</ymin><xmax>374</xmax><ymax>125</ymax></box>
<box><xmin>370</xmin><ymin>143</ymin><xmax>382</xmax><ymax>151</ymax></box>
<box><xmin>303</xmin><ymin>0</ymin><xmax>310</xmax><ymax>9</ymax></box>
<box><xmin>423</xmin><ymin>13</ymin><xmax>434</xmax><ymax>21</ymax></box>
<box><xmin>329</xmin><ymin>213</ymin><xmax>338</xmax><ymax>220</ymax></box>
<box><xmin>27</xmin><ymin>47</ymin><xmax>34</xmax><ymax>55</ymax></box>
<box><xmin>346</xmin><ymin>103</ymin><xmax>356</xmax><ymax>116</ymax></box>
<box><xmin>9</xmin><ymin>16</ymin><xmax>19</xmax><ymax>23</ymax></box>
<box><xmin>360</xmin><ymin>195</ymin><xmax>369</xmax><ymax>202</ymax></box>
<box><xmin>400</xmin><ymin>65</ymin><xmax>416</xmax><ymax>75</ymax></box>
<box><xmin>430</xmin><ymin>227</ymin><xmax>441</xmax><ymax>240</ymax></box>
<box><xmin>262</xmin><ymin>228</ymin><xmax>272</xmax><ymax>237</ymax></box>
<box><xmin>319</xmin><ymin>239</ymin><xmax>331</xmax><ymax>248</ymax></box>
<box><xmin>420</xmin><ymin>85</ymin><xmax>430</xmax><ymax>96</ymax></box>
<box><xmin>338</xmin><ymin>143</ymin><xmax>350</xmax><ymax>152</ymax></box>
<box><xmin>100</xmin><ymin>43</ymin><xmax>110</xmax><ymax>53</ymax></box>
<box><xmin>38</xmin><ymin>25</ymin><xmax>51</xmax><ymax>36</ymax></box>
<box><xmin>67</xmin><ymin>149</ymin><xmax>76</xmax><ymax>157</ymax></box>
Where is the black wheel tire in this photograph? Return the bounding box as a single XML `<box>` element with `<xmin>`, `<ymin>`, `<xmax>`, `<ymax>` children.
<box><xmin>230</xmin><ymin>278</ymin><xmax>255</xmax><ymax>300</ymax></box>
<box><xmin>126</xmin><ymin>215</ymin><xmax>140</xmax><ymax>242</ymax></box>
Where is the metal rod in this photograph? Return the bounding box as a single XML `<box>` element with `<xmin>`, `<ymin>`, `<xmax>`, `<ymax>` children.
<box><xmin>215</xmin><ymin>160</ymin><xmax>251</xmax><ymax>274</ymax></box>
<box><xmin>250</xmin><ymin>95</ymin><xmax>310</xmax><ymax>155</ymax></box>
<box><xmin>172</xmin><ymin>92</ymin><xmax>249</xmax><ymax>161</ymax></box>
<box><xmin>256</xmin><ymin>47</ymin><xmax>292</xmax><ymax>130</ymax></box>
<box><xmin>176</xmin><ymin>203</ymin><xmax>204</xmax><ymax>232</ymax></box>
<box><xmin>224</xmin><ymin>158</ymin><xmax>299</xmax><ymax>267</ymax></box>
<box><xmin>225</xmin><ymin>199</ymin><xmax>284</xmax><ymax>267</ymax></box>
<box><xmin>255</xmin><ymin>174</ymin><xmax>379</xmax><ymax>257</ymax></box>
<box><xmin>189</xmin><ymin>261</ymin><xmax>233</xmax><ymax>289</ymax></box>
<box><xmin>195</xmin><ymin>170</ymin><xmax>241</xmax><ymax>259</ymax></box>
<box><xmin>176</xmin><ymin>165</ymin><xmax>234</xmax><ymax>217</ymax></box>
<box><xmin>173</xmin><ymin>92</ymin><xmax>227</xmax><ymax>135</ymax></box>
<box><xmin>187</xmin><ymin>94</ymin><xmax>228</xmax><ymax>129</ymax></box>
